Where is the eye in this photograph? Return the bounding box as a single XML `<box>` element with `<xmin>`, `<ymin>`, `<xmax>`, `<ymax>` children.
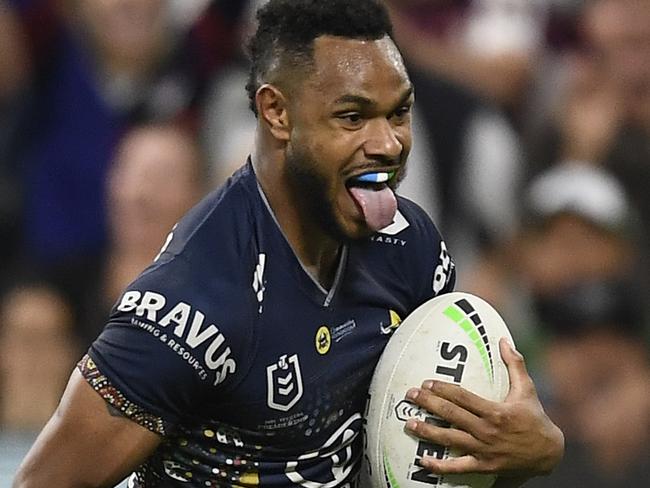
<box><xmin>339</xmin><ymin>113</ymin><xmax>362</xmax><ymax>123</ymax></box>
<box><xmin>336</xmin><ymin>112</ymin><xmax>364</xmax><ymax>129</ymax></box>
<box><xmin>391</xmin><ymin>105</ymin><xmax>412</xmax><ymax>121</ymax></box>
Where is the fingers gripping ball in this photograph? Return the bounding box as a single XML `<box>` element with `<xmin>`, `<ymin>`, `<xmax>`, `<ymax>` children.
<box><xmin>364</xmin><ymin>292</ymin><xmax>513</xmax><ymax>488</ymax></box>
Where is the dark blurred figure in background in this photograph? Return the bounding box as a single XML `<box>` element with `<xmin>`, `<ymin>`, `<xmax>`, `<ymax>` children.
<box><xmin>0</xmin><ymin>2</ymin><xmax>31</xmax><ymax>289</ymax></box>
<box><xmin>202</xmin><ymin>0</ymin><xmax>261</xmax><ymax>186</ymax></box>
<box><xmin>517</xmin><ymin>163</ymin><xmax>637</xmax><ymax>309</ymax></box>
<box><xmin>385</xmin><ymin>0</ymin><xmax>547</xmax><ymax>117</ymax></box>
<box><xmin>526</xmin><ymin>280</ymin><xmax>650</xmax><ymax>488</ymax></box>
<box><xmin>0</xmin><ymin>0</ymin><xmax>241</xmax><ymax>346</ymax></box>
<box><xmin>527</xmin><ymin>0</ymin><xmax>650</xmax><ymax>253</ymax></box>
<box><xmin>97</xmin><ymin>123</ymin><xmax>207</xmax><ymax>340</ymax></box>
<box><xmin>0</xmin><ymin>122</ymin><xmax>207</xmax><ymax>430</ymax></box>
<box><xmin>467</xmin><ymin>161</ymin><xmax>641</xmax><ymax>347</ymax></box>
<box><xmin>0</xmin><ymin>285</ymin><xmax>77</xmax><ymax>430</ymax></box>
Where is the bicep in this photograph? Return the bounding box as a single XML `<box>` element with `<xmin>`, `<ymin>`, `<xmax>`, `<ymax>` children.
<box><xmin>14</xmin><ymin>369</ymin><xmax>162</xmax><ymax>488</ymax></box>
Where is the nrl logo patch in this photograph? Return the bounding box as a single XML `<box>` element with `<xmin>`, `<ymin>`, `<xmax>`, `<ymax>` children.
<box><xmin>266</xmin><ymin>354</ymin><xmax>304</xmax><ymax>412</ymax></box>
<box><xmin>315</xmin><ymin>326</ymin><xmax>331</xmax><ymax>355</ymax></box>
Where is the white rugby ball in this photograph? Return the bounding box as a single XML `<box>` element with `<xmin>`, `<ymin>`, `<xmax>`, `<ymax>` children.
<box><xmin>364</xmin><ymin>292</ymin><xmax>514</xmax><ymax>488</ymax></box>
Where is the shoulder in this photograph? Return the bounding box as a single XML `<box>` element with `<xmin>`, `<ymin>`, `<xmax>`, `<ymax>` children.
<box><xmin>156</xmin><ymin>164</ymin><xmax>257</xmax><ymax>268</ymax></box>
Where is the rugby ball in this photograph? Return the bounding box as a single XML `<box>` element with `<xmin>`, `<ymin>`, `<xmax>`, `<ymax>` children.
<box><xmin>364</xmin><ymin>292</ymin><xmax>514</xmax><ymax>488</ymax></box>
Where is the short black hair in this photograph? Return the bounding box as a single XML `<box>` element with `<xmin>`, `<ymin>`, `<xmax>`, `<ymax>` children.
<box><xmin>246</xmin><ymin>0</ymin><xmax>394</xmax><ymax>115</ymax></box>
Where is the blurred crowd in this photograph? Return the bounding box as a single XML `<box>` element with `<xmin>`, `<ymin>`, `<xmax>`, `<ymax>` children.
<box><xmin>0</xmin><ymin>0</ymin><xmax>649</xmax><ymax>486</ymax></box>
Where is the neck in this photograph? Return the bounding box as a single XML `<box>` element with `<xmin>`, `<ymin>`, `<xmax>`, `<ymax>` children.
<box><xmin>252</xmin><ymin>145</ymin><xmax>343</xmax><ymax>289</ymax></box>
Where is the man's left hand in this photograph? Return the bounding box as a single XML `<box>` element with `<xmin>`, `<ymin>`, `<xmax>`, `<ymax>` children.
<box><xmin>404</xmin><ymin>338</ymin><xmax>564</xmax><ymax>480</ymax></box>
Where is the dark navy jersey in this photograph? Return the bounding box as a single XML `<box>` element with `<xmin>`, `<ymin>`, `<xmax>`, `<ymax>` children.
<box><xmin>82</xmin><ymin>161</ymin><xmax>455</xmax><ymax>487</ymax></box>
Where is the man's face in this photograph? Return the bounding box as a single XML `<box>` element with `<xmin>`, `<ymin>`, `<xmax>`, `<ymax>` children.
<box><xmin>519</xmin><ymin>214</ymin><xmax>632</xmax><ymax>295</ymax></box>
<box><xmin>108</xmin><ymin>127</ymin><xmax>202</xmax><ymax>253</ymax></box>
<box><xmin>544</xmin><ymin>331</ymin><xmax>650</xmax><ymax>468</ymax></box>
<box><xmin>283</xmin><ymin>35</ymin><xmax>413</xmax><ymax>241</ymax></box>
<box><xmin>77</xmin><ymin>0</ymin><xmax>166</xmax><ymax>62</ymax></box>
<box><xmin>585</xmin><ymin>0</ymin><xmax>650</xmax><ymax>120</ymax></box>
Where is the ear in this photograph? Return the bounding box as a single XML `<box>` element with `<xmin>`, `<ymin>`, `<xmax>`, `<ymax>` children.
<box><xmin>256</xmin><ymin>84</ymin><xmax>291</xmax><ymax>142</ymax></box>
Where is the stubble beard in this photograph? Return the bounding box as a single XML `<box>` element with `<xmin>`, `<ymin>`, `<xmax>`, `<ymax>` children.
<box><xmin>284</xmin><ymin>145</ymin><xmax>351</xmax><ymax>243</ymax></box>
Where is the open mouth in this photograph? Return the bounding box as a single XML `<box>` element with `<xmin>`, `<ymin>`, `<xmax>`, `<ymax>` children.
<box><xmin>345</xmin><ymin>170</ymin><xmax>399</xmax><ymax>232</ymax></box>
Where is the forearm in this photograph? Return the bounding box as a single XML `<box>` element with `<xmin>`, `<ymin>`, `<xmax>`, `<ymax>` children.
<box><xmin>408</xmin><ymin>45</ymin><xmax>530</xmax><ymax>107</ymax></box>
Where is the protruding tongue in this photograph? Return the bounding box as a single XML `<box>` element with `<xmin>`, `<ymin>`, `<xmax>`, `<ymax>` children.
<box><xmin>349</xmin><ymin>186</ymin><xmax>398</xmax><ymax>232</ymax></box>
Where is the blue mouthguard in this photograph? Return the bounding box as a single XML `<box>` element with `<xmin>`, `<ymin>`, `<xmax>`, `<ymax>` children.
<box><xmin>354</xmin><ymin>171</ymin><xmax>395</xmax><ymax>184</ymax></box>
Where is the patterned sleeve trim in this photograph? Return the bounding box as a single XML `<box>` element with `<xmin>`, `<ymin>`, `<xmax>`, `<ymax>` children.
<box><xmin>77</xmin><ymin>354</ymin><xmax>171</xmax><ymax>436</ymax></box>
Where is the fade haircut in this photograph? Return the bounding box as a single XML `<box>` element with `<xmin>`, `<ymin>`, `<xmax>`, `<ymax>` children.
<box><xmin>246</xmin><ymin>0</ymin><xmax>394</xmax><ymax>115</ymax></box>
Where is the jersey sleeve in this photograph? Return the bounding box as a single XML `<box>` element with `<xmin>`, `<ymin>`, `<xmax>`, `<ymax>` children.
<box><xmin>81</xmin><ymin>253</ymin><xmax>254</xmax><ymax>433</ymax></box>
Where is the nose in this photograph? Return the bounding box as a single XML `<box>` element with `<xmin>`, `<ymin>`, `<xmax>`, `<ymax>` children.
<box><xmin>363</xmin><ymin>117</ymin><xmax>403</xmax><ymax>162</ymax></box>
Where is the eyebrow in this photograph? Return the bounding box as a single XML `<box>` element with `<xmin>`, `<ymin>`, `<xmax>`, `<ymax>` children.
<box><xmin>334</xmin><ymin>85</ymin><xmax>415</xmax><ymax>108</ymax></box>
